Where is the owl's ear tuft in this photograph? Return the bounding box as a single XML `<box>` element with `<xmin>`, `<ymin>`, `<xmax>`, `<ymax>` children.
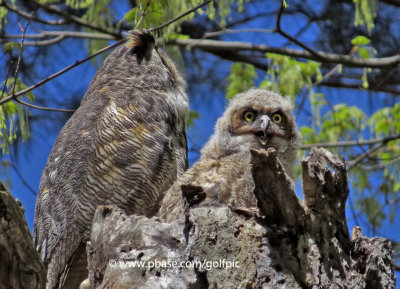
<box><xmin>127</xmin><ymin>30</ymin><xmax>155</xmax><ymax>61</ymax></box>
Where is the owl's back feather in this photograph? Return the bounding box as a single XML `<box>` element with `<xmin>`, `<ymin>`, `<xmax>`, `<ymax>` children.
<box><xmin>34</xmin><ymin>30</ymin><xmax>188</xmax><ymax>289</ymax></box>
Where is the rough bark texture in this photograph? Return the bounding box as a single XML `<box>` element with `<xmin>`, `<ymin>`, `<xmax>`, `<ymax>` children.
<box><xmin>0</xmin><ymin>183</ymin><xmax>46</xmax><ymax>289</ymax></box>
<box><xmin>87</xmin><ymin>147</ymin><xmax>396</xmax><ymax>288</ymax></box>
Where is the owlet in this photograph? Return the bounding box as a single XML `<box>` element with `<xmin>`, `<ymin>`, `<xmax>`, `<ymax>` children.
<box><xmin>159</xmin><ymin>89</ymin><xmax>300</xmax><ymax>222</ymax></box>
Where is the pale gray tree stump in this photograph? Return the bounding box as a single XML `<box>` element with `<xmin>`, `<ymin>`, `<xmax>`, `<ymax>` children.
<box><xmin>87</xmin><ymin>147</ymin><xmax>396</xmax><ymax>288</ymax></box>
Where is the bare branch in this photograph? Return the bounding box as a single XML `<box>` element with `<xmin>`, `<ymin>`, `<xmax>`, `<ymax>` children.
<box><xmin>11</xmin><ymin>14</ymin><xmax>32</xmax><ymax>96</ymax></box>
<box><xmin>14</xmin><ymin>98</ymin><xmax>75</xmax><ymax>113</ymax></box>
<box><xmin>202</xmin><ymin>28</ymin><xmax>275</xmax><ymax>39</ymax></box>
<box><xmin>23</xmin><ymin>35</ymin><xmax>65</xmax><ymax>46</ymax></box>
<box><xmin>275</xmin><ymin>0</ymin><xmax>322</xmax><ymax>59</ymax></box>
<box><xmin>4</xmin><ymin>31</ymin><xmax>116</xmax><ymax>40</ymax></box>
<box><xmin>166</xmin><ymin>38</ymin><xmax>400</xmax><ymax>69</ymax></box>
<box><xmin>2</xmin><ymin>1</ymin><xmax>67</xmax><ymax>25</ymax></box>
<box><xmin>312</xmin><ymin>64</ymin><xmax>342</xmax><ymax>86</ymax></box>
<box><xmin>347</xmin><ymin>143</ymin><xmax>387</xmax><ymax>170</ymax></box>
<box><xmin>300</xmin><ymin>134</ymin><xmax>400</xmax><ymax>149</ymax></box>
<box><xmin>0</xmin><ymin>39</ymin><xmax>126</xmax><ymax>105</ymax></box>
<box><xmin>0</xmin><ymin>1</ymin><xmax>213</xmax><ymax>106</ymax></box>
<box><xmin>29</xmin><ymin>0</ymin><xmax>121</xmax><ymax>37</ymax></box>
<box><xmin>361</xmin><ymin>155</ymin><xmax>400</xmax><ymax>170</ymax></box>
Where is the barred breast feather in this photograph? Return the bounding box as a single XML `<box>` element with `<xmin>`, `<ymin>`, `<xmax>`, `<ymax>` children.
<box><xmin>33</xmin><ymin>30</ymin><xmax>189</xmax><ymax>289</ymax></box>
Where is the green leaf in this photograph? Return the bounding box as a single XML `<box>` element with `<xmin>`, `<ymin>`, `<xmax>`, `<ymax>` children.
<box><xmin>0</xmin><ymin>7</ymin><xmax>8</xmax><ymax>29</ymax></box>
<box><xmin>2</xmin><ymin>42</ymin><xmax>20</xmax><ymax>53</ymax></box>
<box><xmin>283</xmin><ymin>0</ymin><xmax>289</xmax><ymax>8</ymax></box>
<box><xmin>187</xmin><ymin>110</ymin><xmax>199</xmax><ymax>128</ymax></box>
<box><xmin>122</xmin><ymin>8</ymin><xmax>138</xmax><ymax>25</ymax></box>
<box><xmin>226</xmin><ymin>63</ymin><xmax>256</xmax><ymax>99</ymax></box>
<box><xmin>353</xmin><ymin>0</ymin><xmax>378</xmax><ymax>32</ymax></box>
<box><xmin>66</xmin><ymin>0</ymin><xmax>93</xmax><ymax>9</ymax></box>
<box><xmin>351</xmin><ymin>35</ymin><xmax>371</xmax><ymax>46</ymax></box>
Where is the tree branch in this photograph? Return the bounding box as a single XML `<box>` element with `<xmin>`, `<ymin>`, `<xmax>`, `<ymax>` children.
<box><xmin>1</xmin><ymin>1</ymin><xmax>67</xmax><ymax>25</ymax></box>
<box><xmin>300</xmin><ymin>133</ymin><xmax>400</xmax><ymax>149</ymax></box>
<box><xmin>29</xmin><ymin>0</ymin><xmax>121</xmax><ymax>37</ymax></box>
<box><xmin>4</xmin><ymin>30</ymin><xmax>116</xmax><ymax>40</ymax></box>
<box><xmin>0</xmin><ymin>39</ymin><xmax>126</xmax><ymax>105</ymax></box>
<box><xmin>275</xmin><ymin>0</ymin><xmax>322</xmax><ymax>59</ymax></box>
<box><xmin>166</xmin><ymin>38</ymin><xmax>400</xmax><ymax>68</ymax></box>
<box><xmin>14</xmin><ymin>98</ymin><xmax>75</xmax><ymax>113</ymax></box>
<box><xmin>148</xmin><ymin>0</ymin><xmax>212</xmax><ymax>32</ymax></box>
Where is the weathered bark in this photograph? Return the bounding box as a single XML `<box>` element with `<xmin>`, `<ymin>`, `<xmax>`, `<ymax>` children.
<box><xmin>0</xmin><ymin>183</ymin><xmax>46</xmax><ymax>289</ymax></box>
<box><xmin>87</xmin><ymin>147</ymin><xmax>396</xmax><ymax>288</ymax></box>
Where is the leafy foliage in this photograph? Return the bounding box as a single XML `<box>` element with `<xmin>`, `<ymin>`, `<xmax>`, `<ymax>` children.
<box><xmin>0</xmin><ymin>79</ymin><xmax>34</xmax><ymax>154</ymax></box>
<box><xmin>353</xmin><ymin>0</ymin><xmax>378</xmax><ymax>32</ymax></box>
<box><xmin>260</xmin><ymin>53</ymin><xmax>322</xmax><ymax>102</ymax></box>
<box><xmin>226</xmin><ymin>63</ymin><xmax>256</xmax><ymax>99</ymax></box>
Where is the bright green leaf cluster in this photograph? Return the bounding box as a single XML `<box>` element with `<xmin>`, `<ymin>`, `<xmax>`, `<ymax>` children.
<box><xmin>261</xmin><ymin>53</ymin><xmax>322</xmax><ymax>102</ymax></box>
<box><xmin>0</xmin><ymin>78</ymin><xmax>34</xmax><ymax>154</ymax></box>
<box><xmin>66</xmin><ymin>0</ymin><xmax>93</xmax><ymax>9</ymax></box>
<box><xmin>357</xmin><ymin>196</ymin><xmax>386</xmax><ymax>228</ymax></box>
<box><xmin>369</xmin><ymin>103</ymin><xmax>400</xmax><ymax>192</ymax></box>
<box><xmin>187</xmin><ymin>110</ymin><xmax>199</xmax><ymax>128</ymax></box>
<box><xmin>226</xmin><ymin>63</ymin><xmax>256</xmax><ymax>99</ymax></box>
<box><xmin>122</xmin><ymin>0</ymin><xmax>200</xmax><ymax>32</ymax></box>
<box><xmin>0</xmin><ymin>7</ymin><xmax>8</xmax><ymax>29</ymax></box>
<box><xmin>301</xmin><ymin>103</ymin><xmax>366</xmax><ymax>146</ymax></box>
<box><xmin>353</xmin><ymin>0</ymin><xmax>377</xmax><ymax>32</ymax></box>
<box><xmin>351</xmin><ymin>36</ymin><xmax>377</xmax><ymax>88</ymax></box>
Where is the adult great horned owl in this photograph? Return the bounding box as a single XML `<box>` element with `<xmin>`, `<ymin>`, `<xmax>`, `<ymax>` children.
<box><xmin>159</xmin><ymin>89</ymin><xmax>300</xmax><ymax>222</ymax></box>
<box><xmin>33</xmin><ymin>30</ymin><xmax>188</xmax><ymax>289</ymax></box>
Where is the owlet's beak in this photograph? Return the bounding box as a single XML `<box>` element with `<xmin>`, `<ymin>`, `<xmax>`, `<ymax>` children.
<box><xmin>253</xmin><ymin>115</ymin><xmax>270</xmax><ymax>146</ymax></box>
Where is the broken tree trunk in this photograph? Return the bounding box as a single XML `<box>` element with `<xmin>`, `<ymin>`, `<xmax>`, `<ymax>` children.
<box><xmin>0</xmin><ymin>183</ymin><xmax>46</xmax><ymax>289</ymax></box>
<box><xmin>86</xmin><ymin>147</ymin><xmax>396</xmax><ymax>288</ymax></box>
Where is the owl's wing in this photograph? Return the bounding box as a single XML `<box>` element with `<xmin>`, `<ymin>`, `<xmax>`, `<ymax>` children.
<box><xmin>34</xmin><ymin>85</ymin><xmax>188</xmax><ymax>288</ymax></box>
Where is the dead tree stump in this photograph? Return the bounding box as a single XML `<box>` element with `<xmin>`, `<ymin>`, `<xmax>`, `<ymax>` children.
<box><xmin>87</xmin><ymin>147</ymin><xmax>396</xmax><ymax>288</ymax></box>
<box><xmin>0</xmin><ymin>183</ymin><xmax>46</xmax><ymax>289</ymax></box>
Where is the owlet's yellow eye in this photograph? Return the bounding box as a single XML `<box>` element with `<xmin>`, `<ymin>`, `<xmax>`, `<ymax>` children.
<box><xmin>243</xmin><ymin>111</ymin><xmax>256</xmax><ymax>123</ymax></box>
<box><xmin>272</xmin><ymin>113</ymin><xmax>282</xmax><ymax>124</ymax></box>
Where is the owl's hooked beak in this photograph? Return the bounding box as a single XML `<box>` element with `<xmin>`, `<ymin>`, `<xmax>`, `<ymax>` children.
<box><xmin>253</xmin><ymin>115</ymin><xmax>269</xmax><ymax>146</ymax></box>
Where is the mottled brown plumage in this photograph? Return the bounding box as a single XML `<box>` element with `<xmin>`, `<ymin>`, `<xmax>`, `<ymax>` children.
<box><xmin>159</xmin><ymin>89</ymin><xmax>300</xmax><ymax>222</ymax></box>
<box><xmin>33</xmin><ymin>30</ymin><xmax>188</xmax><ymax>289</ymax></box>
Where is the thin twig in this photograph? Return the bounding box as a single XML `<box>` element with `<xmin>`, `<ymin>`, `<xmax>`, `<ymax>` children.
<box><xmin>361</xmin><ymin>155</ymin><xmax>400</xmax><ymax>170</ymax></box>
<box><xmin>0</xmin><ymin>54</ymin><xmax>13</xmax><ymax>101</ymax></box>
<box><xmin>312</xmin><ymin>64</ymin><xmax>342</xmax><ymax>86</ymax></box>
<box><xmin>0</xmin><ymin>39</ymin><xmax>125</xmax><ymax>105</ymax></box>
<box><xmin>347</xmin><ymin>142</ymin><xmax>387</xmax><ymax>170</ymax></box>
<box><xmin>30</xmin><ymin>0</ymin><xmax>121</xmax><ymax>37</ymax></box>
<box><xmin>8</xmin><ymin>157</ymin><xmax>37</xmax><ymax>196</ymax></box>
<box><xmin>275</xmin><ymin>1</ymin><xmax>322</xmax><ymax>59</ymax></box>
<box><xmin>134</xmin><ymin>0</ymin><xmax>151</xmax><ymax>29</ymax></box>
<box><xmin>372</xmin><ymin>64</ymin><xmax>399</xmax><ymax>90</ymax></box>
<box><xmin>2</xmin><ymin>1</ymin><xmax>67</xmax><ymax>25</ymax></box>
<box><xmin>0</xmin><ymin>0</ymin><xmax>213</xmax><ymax>107</ymax></box>
<box><xmin>14</xmin><ymin>98</ymin><xmax>75</xmax><ymax>113</ymax></box>
<box><xmin>11</xmin><ymin>14</ymin><xmax>33</xmax><ymax>96</ymax></box>
<box><xmin>203</xmin><ymin>28</ymin><xmax>275</xmax><ymax>39</ymax></box>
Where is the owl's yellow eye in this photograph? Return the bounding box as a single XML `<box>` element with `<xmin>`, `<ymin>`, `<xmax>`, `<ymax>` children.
<box><xmin>243</xmin><ymin>111</ymin><xmax>256</xmax><ymax>123</ymax></box>
<box><xmin>272</xmin><ymin>113</ymin><xmax>282</xmax><ymax>124</ymax></box>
